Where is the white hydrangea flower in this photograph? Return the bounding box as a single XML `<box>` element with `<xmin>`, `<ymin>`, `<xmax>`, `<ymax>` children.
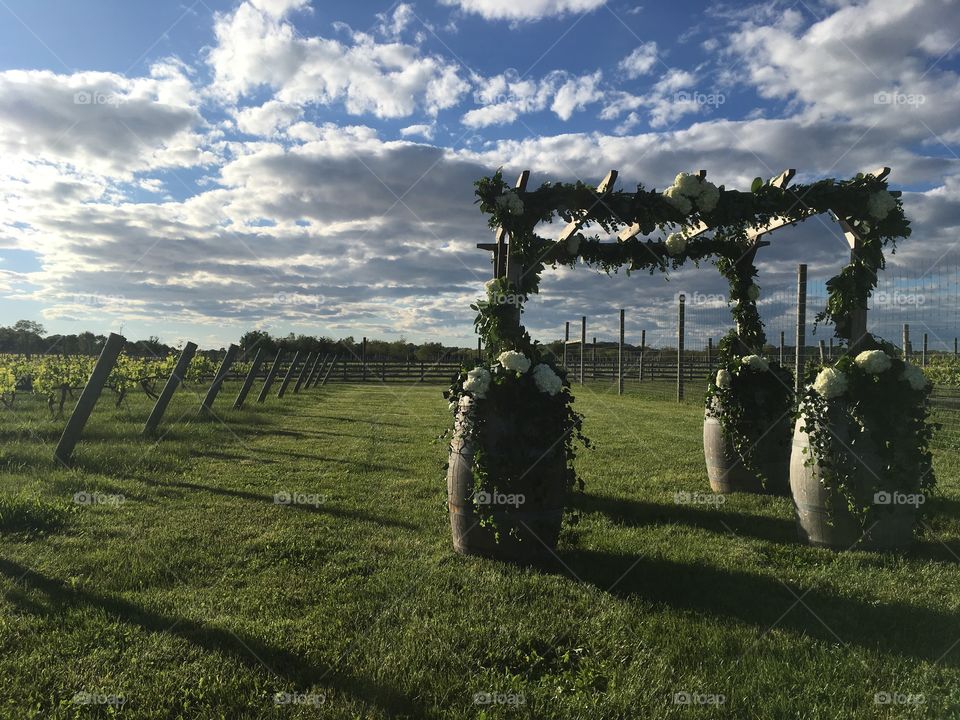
<box><xmin>448</xmin><ymin>400</ymin><xmax>456</xmax><ymax>412</ymax></box>
<box><xmin>663</xmin><ymin>185</ymin><xmax>693</xmax><ymax>215</ymax></box>
<box><xmin>867</xmin><ymin>190</ymin><xmax>897</xmax><ymax>221</ymax></box>
<box><xmin>495</xmin><ymin>191</ymin><xmax>524</xmax><ymax>216</ymax></box>
<box><xmin>497</xmin><ymin>350</ymin><xmax>531</xmax><ymax>374</ymax></box>
<box><xmin>747</xmin><ymin>284</ymin><xmax>760</xmax><ymax>301</ymax></box>
<box><xmin>813</xmin><ymin>367</ymin><xmax>848</xmax><ymax>399</ymax></box>
<box><xmin>715</xmin><ymin>369</ymin><xmax>732</xmax><ymax>388</ymax></box>
<box><xmin>697</xmin><ymin>181</ymin><xmax>720</xmax><ymax>212</ymax></box>
<box><xmin>484</xmin><ymin>278</ymin><xmax>497</xmax><ymax>295</ymax></box>
<box><xmin>463</xmin><ymin>367</ymin><xmax>492</xmax><ymax>398</ymax></box>
<box><xmin>665</xmin><ymin>232</ymin><xmax>687</xmax><ymax>256</ymax></box>
<box><xmin>673</xmin><ymin>172</ymin><xmax>703</xmax><ymax>198</ymax></box>
<box><xmin>901</xmin><ymin>363</ymin><xmax>928</xmax><ymax>391</ymax></box>
<box><xmin>854</xmin><ymin>349</ymin><xmax>892</xmax><ymax>375</ymax></box>
<box><xmin>741</xmin><ymin>354</ymin><xmax>769</xmax><ymax>372</ymax></box>
<box><xmin>532</xmin><ymin>363</ymin><xmax>563</xmax><ymax>396</ymax></box>
<box><xmin>566</xmin><ymin>234</ymin><xmax>581</xmax><ymax>255</ymax></box>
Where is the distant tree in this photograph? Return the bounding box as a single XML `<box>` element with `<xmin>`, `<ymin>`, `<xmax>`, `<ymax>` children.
<box><xmin>239</xmin><ymin>330</ymin><xmax>278</xmax><ymax>355</ymax></box>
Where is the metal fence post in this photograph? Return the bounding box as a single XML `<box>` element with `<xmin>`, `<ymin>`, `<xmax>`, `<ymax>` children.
<box><xmin>677</xmin><ymin>296</ymin><xmax>685</xmax><ymax>402</ymax></box>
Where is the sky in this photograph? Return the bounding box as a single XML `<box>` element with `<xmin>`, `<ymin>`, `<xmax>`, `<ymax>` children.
<box><xmin>0</xmin><ymin>0</ymin><xmax>958</xmax><ymax>351</ymax></box>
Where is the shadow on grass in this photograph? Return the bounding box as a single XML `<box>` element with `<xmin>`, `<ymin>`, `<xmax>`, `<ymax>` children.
<box><xmin>574</xmin><ymin>494</ymin><xmax>797</xmax><ymax>544</ymax></box>
<box><xmin>153</xmin><ymin>479</ymin><xmax>419</xmax><ymax>531</ymax></box>
<box><xmin>0</xmin><ymin>557</ymin><xmax>427</xmax><ymax>717</ymax></box>
<box><xmin>254</xmin><ymin>448</ymin><xmax>408</xmax><ymax>474</ymax></box>
<box><xmin>555</xmin><ymin>548</ymin><xmax>960</xmax><ymax>668</ymax></box>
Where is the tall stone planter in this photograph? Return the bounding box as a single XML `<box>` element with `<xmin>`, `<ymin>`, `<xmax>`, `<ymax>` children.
<box><xmin>703</xmin><ymin>400</ymin><xmax>790</xmax><ymax>495</ymax></box>
<box><xmin>446</xmin><ymin>399</ymin><xmax>569</xmax><ymax>562</ymax></box>
<box><xmin>790</xmin><ymin>410</ymin><xmax>917</xmax><ymax>551</ymax></box>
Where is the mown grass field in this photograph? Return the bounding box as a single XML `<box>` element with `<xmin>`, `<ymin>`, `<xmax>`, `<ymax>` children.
<box><xmin>1</xmin><ymin>379</ymin><xmax>959</xmax><ymax>719</ymax></box>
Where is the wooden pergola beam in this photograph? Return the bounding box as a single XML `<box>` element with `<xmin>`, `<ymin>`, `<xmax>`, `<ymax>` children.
<box><xmin>558</xmin><ymin>170</ymin><xmax>619</xmax><ymax>243</ymax></box>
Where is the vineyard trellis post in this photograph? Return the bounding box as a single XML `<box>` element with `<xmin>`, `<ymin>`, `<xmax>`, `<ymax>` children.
<box><xmin>677</xmin><ymin>295</ymin><xmax>685</xmax><ymax>402</ymax></box>
<box><xmin>580</xmin><ymin>316</ymin><xmax>586</xmax><ymax>385</ymax></box>
<box><xmin>294</xmin><ymin>352</ymin><xmax>316</xmax><ymax>393</ymax></box>
<box><xmin>563</xmin><ymin>322</ymin><xmax>569</xmax><ymax>369</ymax></box>
<box><xmin>361</xmin><ymin>338</ymin><xmax>367</xmax><ymax>382</ymax></box>
<box><xmin>707</xmin><ymin>337</ymin><xmax>713</xmax><ymax>370</ymax></box>
<box><xmin>233</xmin><ymin>348</ymin><xmax>265</xmax><ymax>410</ymax></box>
<box><xmin>639</xmin><ymin>329</ymin><xmax>645</xmax><ymax>382</ymax></box>
<box><xmin>54</xmin><ymin>332</ymin><xmax>125</xmax><ymax>465</ymax></box>
<box><xmin>320</xmin><ymin>354</ymin><xmax>338</xmax><ymax>386</ymax></box>
<box><xmin>200</xmin><ymin>344</ymin><xmax>239</xmax><ymax>414</ymax></box>
<box><xmin>618</xmin><ymin>309</ymin><xmax>625</xmax><ymax>396</ymax></box>
<box><xmin>795</xmin><ymin>264</ymin><xmax>807</xmax><ymax>393</ymax></box>
<box><xmin>302</xmin><ymin>352</ymin><xmax>323</xmax><ymax>390</ymax></box>
<box><xmin>779</xmin><ymin>331</ymin><xmax>785</xmax><ymax>365</ymax></box>
<box><xmin>257</xmin><ymin>352</ymin><xmax>284</xmax><ymax>402</ymax></box>
<box><xmin>143</xmin><ymin>341</ymin><xmax>197</xmax><ymax>435</ymax></box>
<box><xmin>902</xmin><ymin>324</ymin><xmax>910</xmax><ymax>360</ymax></box>
<box><xmin>307</xmin><ymin>353</ymin><xmax>329</xmax><ymax>389</ymax></box>
<box><xmin>819</xmin><ymin>340</ymin><xmax>826</xmax><ymax>362</ymax></box>
<box><xmin>277</xmin><ymin>351</ymin><xmax>301</xmax><ymax>398</ymax></box>
<box><xmin>592</xmin><ymin>337</ymin><xmax>597</xmax><ymax>379</ymax></box>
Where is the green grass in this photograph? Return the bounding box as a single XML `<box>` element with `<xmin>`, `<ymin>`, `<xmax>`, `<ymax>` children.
<box><xmin>1</xmin><ymin>379</ymin><xmax>959</xmax><ymax>718</ymax></box>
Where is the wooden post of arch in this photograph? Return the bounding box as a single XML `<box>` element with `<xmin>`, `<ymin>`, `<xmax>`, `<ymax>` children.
<box><xmin>618</xmin><ymin>309</ymin><xmax>625</xmax><ymax>396</ymax></box>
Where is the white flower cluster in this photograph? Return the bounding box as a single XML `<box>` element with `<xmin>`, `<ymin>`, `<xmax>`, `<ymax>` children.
<box><xmin>715</xmin><ymin>369</ymin><xmax>732</xmax><ymax>388</ymax></box>
<box><xmin>854</xmin><ymin>349</ymin><xmax>892</xmax><ymax>375</ymax></box>
<box><xmin>813</xmin><ymin>353</ymin><xmax>927</xmax><ymax>400</ymax></box>
<box><xmin>460</xmin><ymin>351</ymin><xmax>564</xmax><ymax>400</ymax></box>
<box><xmin>741</xmin><ymin>354</ymin><xmax>769</xmax><ymax>372</ymax></box>
<box><xmin>497</xmin><ymin>350</ymin><xmax>531</xmax><ymax>374</ymax></box>
<box><xmin>747</xmin><ymin>284</ymin><xmax>760</xmax><ymax>302</ymax></box>
<box><xmin>662</xmin><ymin>172</ymin><xmax>720</xmax><ymax>216</ymax></box>
<box><xmin>533</xmin><ymin>363</ymin><xmax>563</xmax><ymax>396</ymax></box>
<box><xmin>496</xmin><ymin>190</ymin><xmax>524</xmax><ymax>216</ymax></box>
<box><xmin>813</xmin><ymin>367</ymin><xmax>848</xmax><ymax>399</ymax></box>
<box><xmin>867</xmin><ymin>190</ymin><xmax>897</xmax><ymax>221</ymax></box>
<box><xmin>902</xmin><ymin>363</ymin><xmax>928</xmax><ymax>391</ymax></box>
<box><xmin>665</xmin><ymin>232</ymin><xmax>687</xmax><ymax>256</ymax></box>
<box><xmin>463</xmin><ymin>367</ymin><xmax>491</xmax><ymax>398</ymax></box>
<box><xmin>484</xmin><ymin>278</ymin><xmax>498</xmax><ymax>295</ymax></box>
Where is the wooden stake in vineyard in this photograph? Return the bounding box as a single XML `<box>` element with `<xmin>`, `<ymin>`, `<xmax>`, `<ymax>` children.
<box><xmin>54</xmin><ymin>332</ymin><xmax>126</xmax><ymax>465</ymax></box>
<box><xmin>144</xmin><ymin>341</ymin><xmax>197</xmax><ymax>435</ymax></box>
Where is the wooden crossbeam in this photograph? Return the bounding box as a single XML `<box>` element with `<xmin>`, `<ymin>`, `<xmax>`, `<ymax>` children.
<box><xmin>557</xmin><ymin>170</ymin><xmax>618</xmax><ymax>243</ymax></box>
<box><xmin>618</xmin><ymin>169</ymin><xmax>706</xmax><ymax>242</ymax></box>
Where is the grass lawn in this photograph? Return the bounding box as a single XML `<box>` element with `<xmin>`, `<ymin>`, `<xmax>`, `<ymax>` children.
<box><xmin>1</xmin><ymin>379</ymin><xmax>959</xmax><ymax>719</ymax></box>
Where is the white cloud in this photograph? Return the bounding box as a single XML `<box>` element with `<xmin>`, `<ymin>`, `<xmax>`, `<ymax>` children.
<box><xmin>463</xmin><ymin>70</ymin><xmax>603</xmax><ymax>127</ymax></box>
<box><xmin>233</xmin><ymin>100</ymin><xmax>302</xmax><ymax>136</ymax></box>
<box><xmin>208</xmin><ymin>1</ymin><xmax>468</xmax><ymax>119</ymax></box>
<box><xmin>730</xmin><ymin>0</ymin><xmax>960</xmax><ymax>139</ymax></box>
<box><xmin>0</xmin><ymin>65</ymin><xmax>210</xmax><ymax>177</ymax></box>
<box><xmin>439</xmin><ymin>0</ymin><xmax>607</xmax><ymax>21</ymax></box>
<box><xmin>400</xmin><ymin>123</ymin><xmax>436</xmax><ymax>139</ymax></box>
<box><xmin>618</xmin><ymin>42</ymin><xmax>659</xmax><ymax>79</ymax></box>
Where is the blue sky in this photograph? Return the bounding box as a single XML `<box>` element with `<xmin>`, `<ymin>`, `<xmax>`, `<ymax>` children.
<box><xmin>0</xmin><ymin>0</ymin><xmax>958</xmax><ymax>350</ymax></box>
